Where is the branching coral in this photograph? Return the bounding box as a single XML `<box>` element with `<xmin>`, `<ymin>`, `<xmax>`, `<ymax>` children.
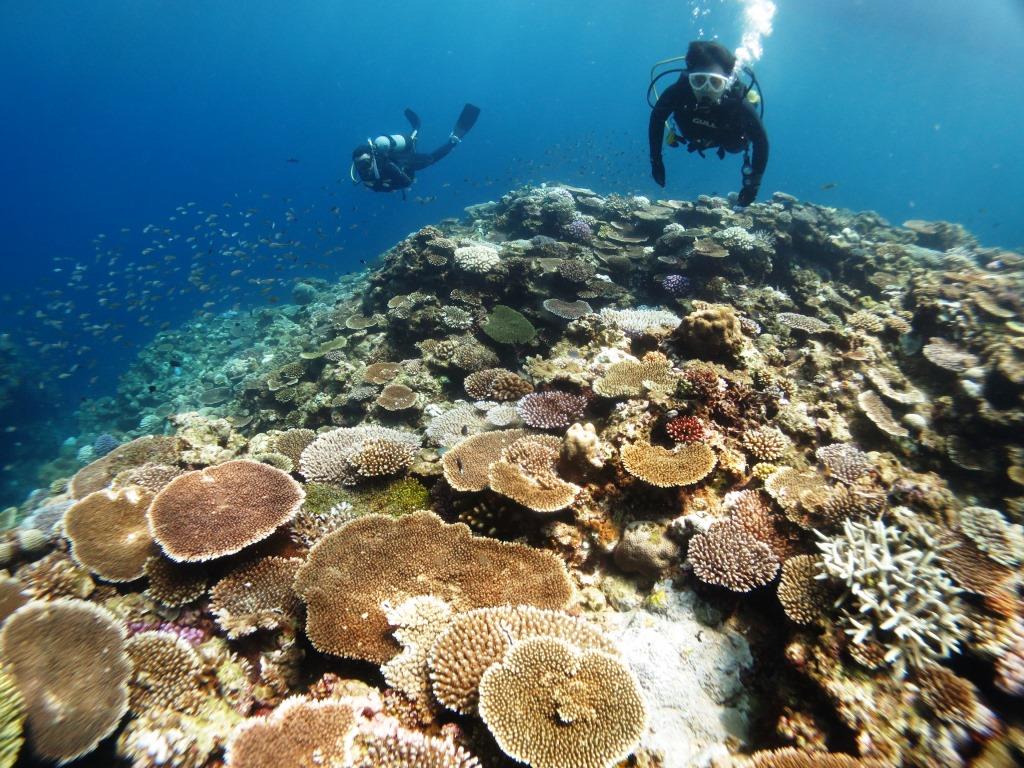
<box><xmin>429</xmin><ymin>605</ymin><xmax>617</xmax><ymax>715</ymax></box>
<box><xmin>516</xmin><ymin>390</ymin><xmax>588</xmax><ymax>429</ymax></box>
<box><xmin>148</xmin><ymin>459</ymin><xmax>304</xmax><ymax>562</ymax></box>
<box><xmin>777</xmin><ymin>555</ymin><xmax>828</xmax><ymax>625</ymax></box>
<box><xmin>816</xmin><ymin>517</ymin><xmax>965</xmax><ymax>673</ymax></box>
<box><xmin>464</xmin><ymin>368</ymin><xmax>533</xmax><ymax>401</ymax></box>
<box><xmin>210</xmin><ymin>557</ymin><xmax>303</xmax><ymax>638</ymax></box>
<box><xmin>688</xmin><ymin>520</ymin><xmax>780</xmax><ymax>592</ymax></box>
<box><xmin>125</xmin><ymin>631</ymin><xmax>206</xmax><ymax>716</ymax></box>
<box><xmin>299</xmin><ymin>426</ymin><xmax>420</xmax><ymax>485</ymax></box>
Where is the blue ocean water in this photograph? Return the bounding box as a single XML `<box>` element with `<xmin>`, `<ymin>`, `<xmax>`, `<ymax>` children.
<box><xmin>0</xmin><ymin>0</ymin><xmax>1022</xmax><ymax>507</ymax></box>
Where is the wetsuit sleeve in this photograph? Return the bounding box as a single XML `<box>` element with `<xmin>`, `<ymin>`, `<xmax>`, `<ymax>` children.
<box><xmin>383</xmin><ymin>160</ymin><xmax>412</xmax><ymax>188</ymax></box>
<box><xmin>740</xmin><ymin>101</ymin><xmax>768</xmax><ymax>180</ymax></box>
<box><xmin>648</xmin><ymin>83</ymin><xmax>682</xmax><ymax>161</ymax></box>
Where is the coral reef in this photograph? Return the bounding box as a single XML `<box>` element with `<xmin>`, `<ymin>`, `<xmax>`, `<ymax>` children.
<box><xmin>10</xmin><ymin>184</ymin><xmax>1024</xmax><ymax>767</ymax></box>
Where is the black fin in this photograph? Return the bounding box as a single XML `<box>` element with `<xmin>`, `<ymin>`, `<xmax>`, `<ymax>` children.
<box><xmin>404</xmin><ymin>108</ymin><xmax>421</xmax><ymax>132</ymax></box>
<box><xmin>451</xmin><ymin>104</ymin><xmax>480</xmax><ymax>140</ymax></box>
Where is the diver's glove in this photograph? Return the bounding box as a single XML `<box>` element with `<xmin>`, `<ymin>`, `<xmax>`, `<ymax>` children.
<box><xmin>737</xmin><ymin>176</ymin><xmax>761</xmax><ymax>207</ymax></box>
<box><xmin>448</xmin><ymin>133</ymin><xmax>461</xmax><ymax>145</ymax></box>
<box><xmin>651</xmin><ymin>156</ymin><xmax>666</xmax><ymax>187</ymax></box>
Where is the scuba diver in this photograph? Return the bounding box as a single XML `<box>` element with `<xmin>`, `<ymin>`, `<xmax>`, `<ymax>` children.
<box><xmin>648</xmin><ymin>41</ymin><xmax>768</xmax><ymax>207</ymax></box>
<box><xmin>351</xmin><ymin>104</ymin><xmax>480</xmax><ymax>195</ymax></box>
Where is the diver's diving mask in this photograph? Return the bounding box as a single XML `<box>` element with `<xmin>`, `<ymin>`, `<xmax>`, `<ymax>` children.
<box><xmin>688</xmin><ymin>71</ymin><xmax>731</xmax><ymax>102</ymax></box>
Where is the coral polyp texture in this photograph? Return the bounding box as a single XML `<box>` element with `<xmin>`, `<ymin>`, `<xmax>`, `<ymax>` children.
<box><xmin>11</xmin><ymin>184</ymin><xmax>1024</xmax><ymax>766</ymax></box>
<box><xmin>1</xmin><ymin>599</ymin><xmax>131</xmax><ymax>763</ymax></box>
<box><xmin>816</xmin><ymin>517</ymin><xmax>965</xmax><ymax>673</ymax></box>
<box><xmin>477</xmin><ymin>636</ymin><xmax>647</xmax><ymax>768</ymax></box>
<box><xmin>148</xmin><ymin>459</ymin><xmax>304</xmax><ymax>562</ymax></box>
<box><xmin>293</xmin><ymin>511</ymin><xmax>572</xmax><ymax>663</ymax></box>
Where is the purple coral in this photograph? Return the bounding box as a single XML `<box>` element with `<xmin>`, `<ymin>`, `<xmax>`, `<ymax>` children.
<box><xmin>93</xmin><ymin>433</ymin><xmax>120</xmax><ymax>457</ymax></box>
<box><xmin>564</xmin><ymin>217</ymin><xmax>593</xmax><ymax>243</ymax></box>
<box><xmin>516</xmin><ymin>391</ymin><xmax>588</xmax><ymax>430</ymax></box>
<box><xmin>662</xmin><ymin>274</ymin><xmax>691</xmax><ymax>297</ymax></box>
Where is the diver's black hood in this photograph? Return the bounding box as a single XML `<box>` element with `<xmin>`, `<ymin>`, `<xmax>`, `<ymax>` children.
<box><xmin>685</xmin><ymin>40</ymin><xmax>736</xmax><ymax>73</ymax></box>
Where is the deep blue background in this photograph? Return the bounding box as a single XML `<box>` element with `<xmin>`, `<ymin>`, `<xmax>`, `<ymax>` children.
<box><xmin>0</xmin><ymin>0</ymin><xmax>1023</xmax><ymax>502</ymax></box>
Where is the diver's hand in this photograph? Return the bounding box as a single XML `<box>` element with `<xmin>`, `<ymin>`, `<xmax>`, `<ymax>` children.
<box><xmin>651</xmin><ymin>156</ymin><xmax>666</xmax><ymax>187</ymax></box>
<box><xmin>449</xmin><ymin>133</ymin><xmax>461</xmax><ymax>145</ymax></box>
<box><xmin>737</xmin><ymin>183</ymin><xmax>758</xmax><ymax>207</ymax></box>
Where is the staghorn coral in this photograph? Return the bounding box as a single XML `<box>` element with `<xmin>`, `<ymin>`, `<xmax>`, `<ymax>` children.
<box><xmin>63</xmin><ymin>485</ymin><xmax>156</xmax><ymax>582</ymax></box>
<box><xmin>299</xmin><ymin>426</ymin><xmax>420</xmax><ymax>485</ymax></box>
<box><xmin>621</xmin><ymin>441</ymin><xmax>717</xmax><ymax>487</ymax></box>
<box><xmin>593</xmin><ymin>351</ymin><xmax>676</xmax><ymax>398</ymax></box>
<box><xmin>294</xmin><ymin>511</ymin><xmax>572</xmax><ymax>663</ymax></box>
<box><xmin>225</xmin><ymin>696</ymin><xmax>357</xmax><ymax>768</ymax></box>
<box><xmin>125</xmin><ymin>631</ymin><xmax>206</xmax><ymax>715</ymax></box>
<box><xmin>144</xmin><ymin>554</ymin><xmax>208</xmax><ymax>607</ymax></box>
<box><xmin>516</xmin><ymin>390</ymin><xmax>588</xmax><ymax>429</ymax></box>
<box><xmin>477</xmin><ymin>636</ymin><xmax>647</xmax><ymax>768</ymax></box>
<box><xmin>0</xmin><ymin>663</ymin><xmax>24</xmax><ymax>768</ymax></box>
<box><xmin>1</xmin><ymin>599</ymin><xmax>131</xmax><ymax>763</ymax></box>
<box><xmin>464</xmin><ymin>368</ymin><xmax>534</xmax><ymax>401</ymax></box>
<box><xmin>429</xmin><ymin>605</ymin><xmax>617</xmax><ymax>715</ymax></box>
<box><xmin>777</xmin><ymin>555</ymin><xmax>828</xmax><ymax>625</ymax></box>
<box><xmin>688</xmin><ymin>520</ymin><xmax>780</xmax><ymax>592</ymax></box>
<box><xmin>741</xmin><ymin>426</ymin><xmax>792</xmax><ymax>461</ymax></box>
<box><xmin>210</xmin><ymin>557</ymin><xmax>302</xmax><ymax>638</ymax></box>
<box><xmin>816</xmin><ymin>517</ymin><xmax>965</xmax><ymax>673</ymax></box>
<box><xmin>149</xmin><ymin>460</ymin><xmax>304</xmax><ymax>562</ymax></box>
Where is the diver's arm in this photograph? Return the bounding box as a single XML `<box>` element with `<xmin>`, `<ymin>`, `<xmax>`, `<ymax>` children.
<box><xmin>737</xmin><ymin>102</ymin><xmax>769</xmax><ymax>205</ymax></box>
<box><xmin>648</xmin><ymin>84</ymin><xmax>681</xmax><ymax>186</ymax></box>
<box><xmin>383</xmin><ymin>160</ymin><xmax>412</xmax><ymax>189</ymax></box>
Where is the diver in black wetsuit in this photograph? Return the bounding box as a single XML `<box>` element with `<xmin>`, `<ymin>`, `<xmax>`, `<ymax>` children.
<box><xmin>351</xmin><ymin>104</ymin><xmax>480</xmax><ymax>194</ymax></box>
<box><xmin>649</xmin><ymin>41</ymin><xmax>768</xmax><ymax>207</ymax></box>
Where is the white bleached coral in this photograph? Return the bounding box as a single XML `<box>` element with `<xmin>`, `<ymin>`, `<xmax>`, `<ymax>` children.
<box><xmin>453</xmin><ymin>243</ymin><xmax>501</xmax><ymax>274</ymax></box>
<box><xmin>816</xmin><ymin>516</ymin><xmax>964</xmax><ymax>675</ymax></box>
